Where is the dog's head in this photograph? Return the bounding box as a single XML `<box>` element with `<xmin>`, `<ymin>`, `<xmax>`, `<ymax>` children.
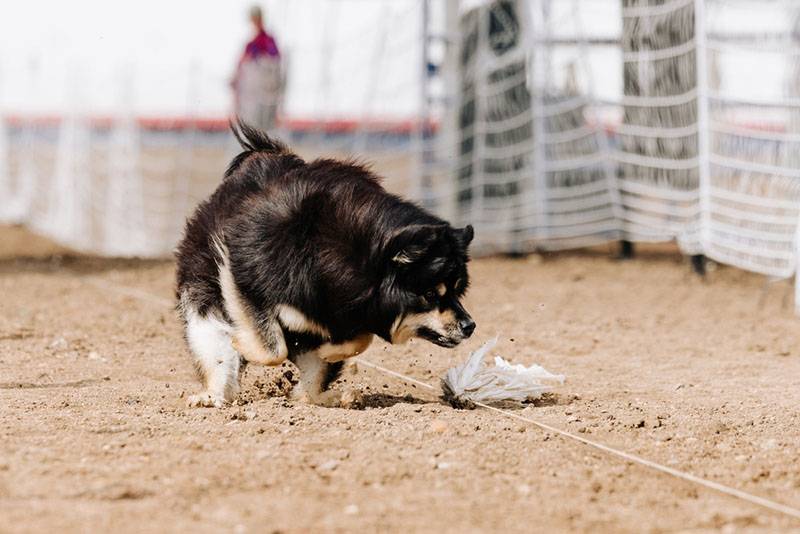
<box><xmin>381</xmin><ymin>224</ymin><xmax>475</xmax><ymax>348</ymax></box>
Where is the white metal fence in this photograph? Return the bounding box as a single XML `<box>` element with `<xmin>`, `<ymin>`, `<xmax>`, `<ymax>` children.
<box><xmin>2</xmin><ymin>0</ymin><xmax>800</xmax><ymax>308</ymax></box>
<box><xmin>428</xmin><ymin>0</ymin><xmax>800</xmax><ymax>308</ymax></box>
<box><xmin>0</xmin><ymin>2</ymin><xmax>421</xmax><ymax>258</ymax></box>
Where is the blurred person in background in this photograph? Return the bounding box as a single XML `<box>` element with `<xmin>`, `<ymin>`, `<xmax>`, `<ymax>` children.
<box><xmin>231</xmin><ymin>5</ymin><xmax>284</xmax><ymax>131</ymax></box>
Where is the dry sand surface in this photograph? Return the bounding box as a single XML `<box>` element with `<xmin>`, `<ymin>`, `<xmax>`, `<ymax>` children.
<box><xmin>1</xmin><ymin>224</ymin><xmax>800</xmax><ymax>533</ymax></box>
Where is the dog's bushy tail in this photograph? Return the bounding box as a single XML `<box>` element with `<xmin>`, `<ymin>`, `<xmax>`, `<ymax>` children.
<box><xmin>225</xmin><ymin>119</ymin><xmax>289</xmax><ymax>177</ymax></box>
<box><xmin>231</xmin><ymin>119</ymin><xmax>287</xmax><ymax>153</ymax></box>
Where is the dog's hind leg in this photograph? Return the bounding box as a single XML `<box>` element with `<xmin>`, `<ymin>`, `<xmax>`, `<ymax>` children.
<box><xmin>184</xmin><ymin>306</ymin><xmax>242</xmax><ymax>408</ymax></box>
<box><xmin>231</xmin><ymin>318</ymin><xmax>288</xmax><ymax>366</ymax></box>
<box><xmin>289</xmin><ymin>351</ymin><xmax>345</xmax><ymax>407</ymax></box>
<box><xmin>215</xmin><ymin>238</ymin><xmax>288</xmax><ymax>366</ymax></box>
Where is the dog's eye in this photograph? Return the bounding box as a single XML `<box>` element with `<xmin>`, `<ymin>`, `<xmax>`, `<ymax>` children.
<box><xmin>423</xmin><ymin>289</ymin><xmax>437</xmax><ymax>302</ymax></box>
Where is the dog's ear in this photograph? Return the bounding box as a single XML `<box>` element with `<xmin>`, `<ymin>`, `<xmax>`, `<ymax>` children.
<box><xmin>387</xmin><ymin>224</ymin><xmax>445</xmax><ymax>265</ymax></box>
<box><xmin>459</xmin><ymin>225</ymin><xmax>474</xmax><ymax>246</ymax></box>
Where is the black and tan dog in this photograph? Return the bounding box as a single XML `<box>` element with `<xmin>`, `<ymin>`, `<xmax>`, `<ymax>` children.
<box><xmin>176</xmin><ymin>122</ymin><xmax>475</xmax><ymax>407</ymax></box>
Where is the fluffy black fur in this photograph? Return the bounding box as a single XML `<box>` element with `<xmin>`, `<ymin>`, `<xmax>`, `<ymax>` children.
<box><xmin>176</xmin><ymin>121</ymin><xmax>474</xmax><ymax>396</ymax></box>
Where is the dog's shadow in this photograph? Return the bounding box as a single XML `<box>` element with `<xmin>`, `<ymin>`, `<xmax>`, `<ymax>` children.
<box><xmin>357</xmin><ymin>392</ymin><xmax>570</xmax><ymax>410</ymax></box>
<box><xmin>525</xmin><ymin>392</ymin><xmax>565</xmax><ymax>407</ymax></box>
<box><xmin>441</xmin><ymin>392</ymin><xmax>570</xmax><ymax>410</ymax></box>
<box><xmin>358</xmin><ymin>393</ymin><xmax>428</xmax><ymax>409</ymax></box>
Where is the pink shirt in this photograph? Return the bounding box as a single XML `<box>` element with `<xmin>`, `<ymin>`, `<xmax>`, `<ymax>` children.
<box><xmin>244</xmin><ymin>29</ymin><xmax>279</xmax><ymax>61</ymax></box>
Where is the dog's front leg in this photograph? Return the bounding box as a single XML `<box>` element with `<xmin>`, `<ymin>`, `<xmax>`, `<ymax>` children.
<box><xmin>289</xmin><ymin>351</ymin><xmax>346</xmax><ymax>407</ymax></box>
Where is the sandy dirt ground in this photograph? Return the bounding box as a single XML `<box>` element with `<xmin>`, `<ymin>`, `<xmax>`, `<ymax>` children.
<box><xmin>1</xmin><ymin>224</ymin><xmax>800</xmax><ymax>533</ymax></box>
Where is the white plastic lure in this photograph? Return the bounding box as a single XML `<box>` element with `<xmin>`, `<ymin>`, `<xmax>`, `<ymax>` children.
<box><xmin>442</xmin><ymin>337</ymin><xmax>565</xmax><ymax>406</ymax></box>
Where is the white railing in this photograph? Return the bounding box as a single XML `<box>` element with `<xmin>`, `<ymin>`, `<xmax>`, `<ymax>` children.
<box><xmin>3</xmin><ymin>0</ymin><xmax>800</xmax><ymax>311</ymax></box>
<box><xmin>428</xmin><ymin>0</ymin><xmax>800</xmax><ymax>310</ymax></box>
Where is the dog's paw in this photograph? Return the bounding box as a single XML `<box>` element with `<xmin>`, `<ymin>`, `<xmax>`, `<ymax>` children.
<box><xmin>313</xmin><ymin>390</ymin><xmax>344</xmax><ymax>408</ymax></box>
<box><xmin>187</xmin><ymin>392</ymin><xmax>227</xmax><ymax>408</ymax></box>
<box><xmin>292</xmin><ymin>388</ymin><xmax>362</xmax><ymax>408</ymax></box>
<box><xmin>339</xmin><ymin>389</ymin><xmax>364</xmax><ymax>410</ymax></box>
<box><xmin>290</xmin><ymin>387</ymin><xmax>335</xmax><ymax>407</ymax></box>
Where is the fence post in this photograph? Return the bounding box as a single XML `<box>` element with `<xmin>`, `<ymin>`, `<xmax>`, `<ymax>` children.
<box><xmin>795</xmin><ymin>221</ymin><xmax>800</xmax><ymax>314</ymax></box>
<box><xmin>470</xmin><ymin>4</ymin><xmax>488</xmax><ymax>249</ymax></box>
<box><xmin>413</xmin><ymin>0</ymin><xmax>432</xmax><ymax>209</ymax></box>
<box><xmin>439</xmin><ymin>0</ymin><xmax>461</xmax><ymax>224</ymax></box>
<box><xmin>528</xmin><ymin>0</ymin><xmax>548</xmax><ymax>248</ymax></box>
<box><xmin>694</xmin><ymin>0</ymin><xmax>712</xmax><ymax>257</ymax></box>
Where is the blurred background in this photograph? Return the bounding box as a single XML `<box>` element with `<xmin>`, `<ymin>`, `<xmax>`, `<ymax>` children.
<box><xmin>3</xmin><ymin>0</ymin><xmax>800</xmax><ymax>306</ymax></box>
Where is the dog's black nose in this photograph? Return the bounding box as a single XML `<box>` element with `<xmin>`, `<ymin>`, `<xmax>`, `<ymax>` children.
<box><xmin>459</xmin><ymin>318</ymin><xmax>476</xmax><ymax>338</ymax></box>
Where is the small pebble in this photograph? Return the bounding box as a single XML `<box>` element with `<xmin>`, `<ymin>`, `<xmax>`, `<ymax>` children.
<box><xmin>428</xmin><ymin>420</ymin><xmax>448</xmax><ymax>434</ymax></box>
<box><xmin>49</xmin><ymin>337</ymin><xmax>68</xmax><ymax>350</ymax></box>
<box><xmin>316</xmin><ymin>459</ymin><xmax>340</xmax><ymax>472</ymax></box>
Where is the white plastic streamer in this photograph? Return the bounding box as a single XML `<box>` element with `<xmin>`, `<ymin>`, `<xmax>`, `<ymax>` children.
<box><xmin>442</xmin><ymin>337</ymin><xmax>565</xmax><ymax>404</ymax></box>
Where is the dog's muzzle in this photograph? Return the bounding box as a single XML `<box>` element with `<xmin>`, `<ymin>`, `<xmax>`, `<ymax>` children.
<box><xmin>418</xmin><ymin>313</ymin><xmax>475</xmax><ymax>348</ymax></box>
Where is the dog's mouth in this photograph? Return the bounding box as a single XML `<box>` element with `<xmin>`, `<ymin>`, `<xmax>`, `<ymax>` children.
<box><xmin>417</xmin><ymin>327</ymin><xmax>462</xmax><ymax>348</ymax></box>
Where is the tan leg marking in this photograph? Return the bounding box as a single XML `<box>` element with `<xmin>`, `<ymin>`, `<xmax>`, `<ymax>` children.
<box><xmin>317</xmin><ymin>333</ymin><xmax>374</xmax><ymax>363</ymax></box>
<box><xmin>277</xmin><ymin>304</ymin><xmax>331</xmax><ymax>338</ymax></box>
